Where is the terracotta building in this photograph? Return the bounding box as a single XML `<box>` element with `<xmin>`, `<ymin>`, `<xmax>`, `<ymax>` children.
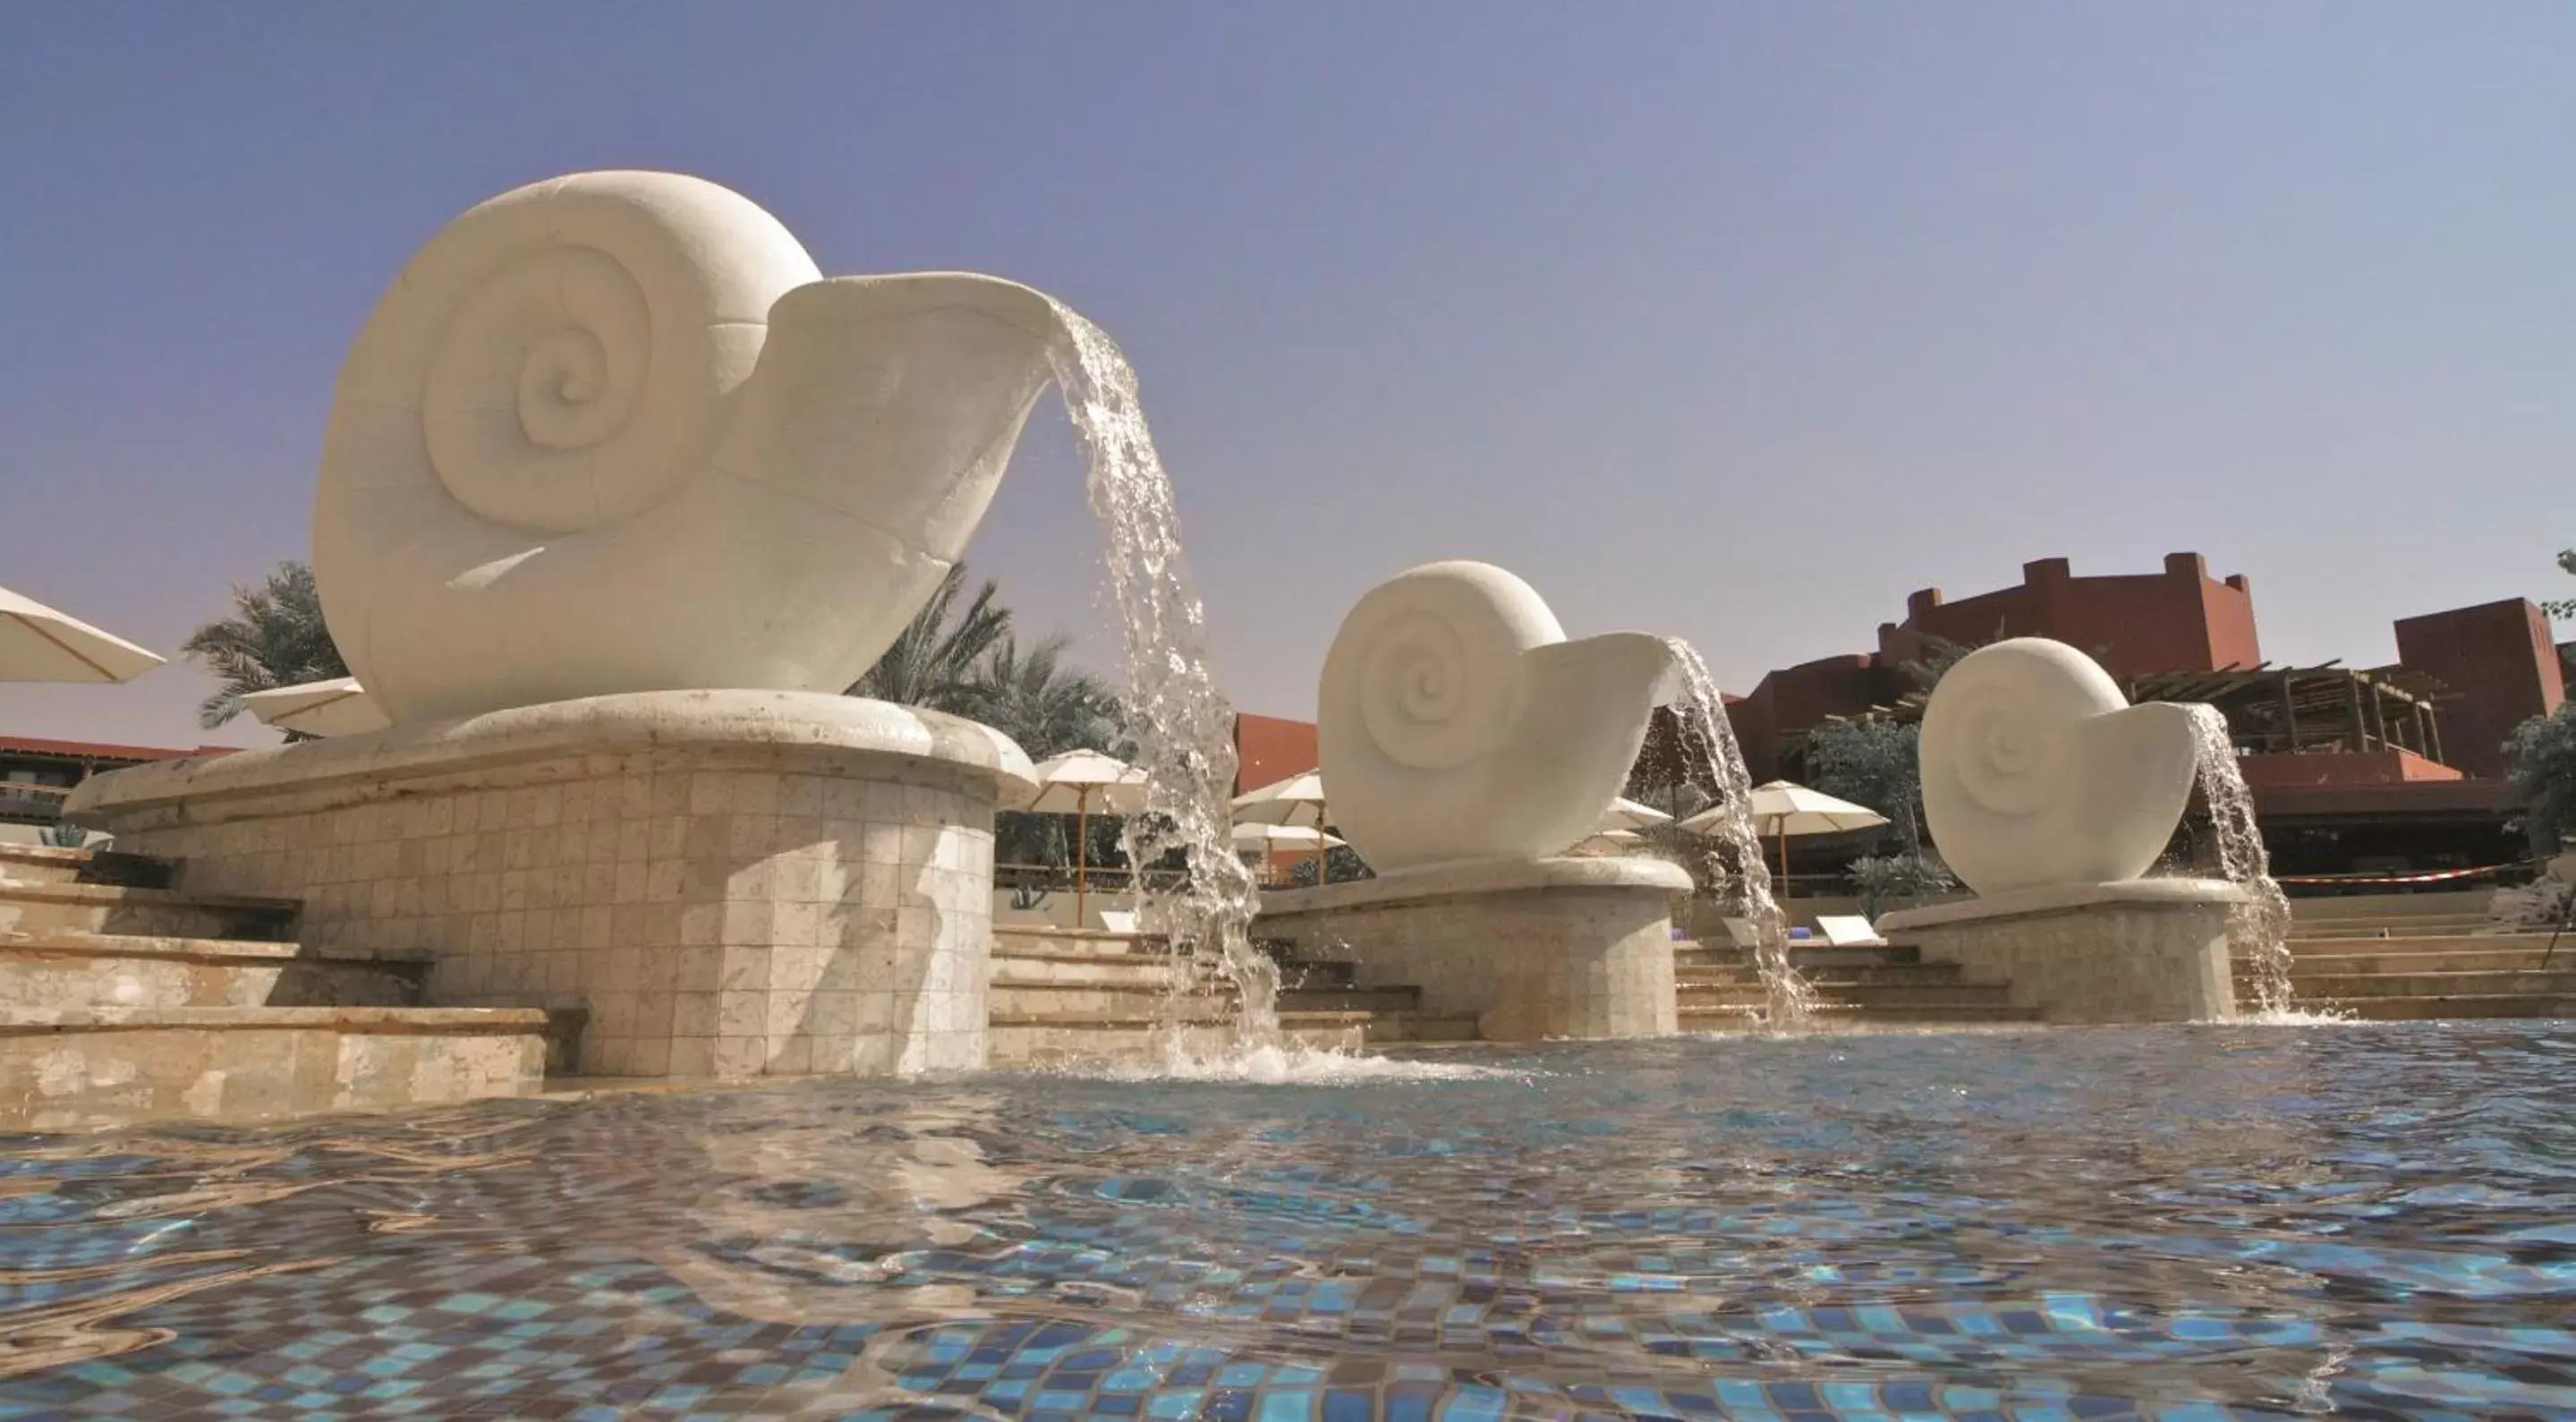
<box><xmin>2393</xmin><ymin>600</ymin><xmax>2565</xmax><ymax>779</ymax></box>
<box><xmin>1230</xmin><ymin>712</ymin><xmax>1319</xmax><ymax>796</ymax></box>
<box><xmin>0</xmin><ymin>736</ymin><xmax>232</xmax><ymax>836</ymax></box>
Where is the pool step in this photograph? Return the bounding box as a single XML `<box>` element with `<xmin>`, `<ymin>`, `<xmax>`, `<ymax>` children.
<box><xmin>0</xmin><ymin>929</ymin><xmax>424</xmax><ymax>1009</ymax></box>
<box><xmin>0</xmin><ymin>873</ymin><xmax>299</xmax><ymax>941</ymax></box>
<box><xmin>2235</xmin><ymin>932</ymin><xmax>2576</xmax><ymax>1020</ymax></box>
<box><xmin>0</xmin><ymin>847</ymin><xmax>574</xmax><ymax>1130</ymax></box>
<box><xmin>0</xmin><ymin>1005</ymin><xmax>571</xmax><ymax>1131</ymax></box>
<box><xmin>0</xmin><ymin>844</ymin><xmax>176</xmax><ymax>889</ymax></box>
<box><xmin>990</xmin><ymin>924</ymin><xmax>1478</xmax><ymax>1063</ymax></box>
<box><xmin>1671</xmin><ymin>938</ymin><xmax>2037</xmax><ymax>1026</ymax></box>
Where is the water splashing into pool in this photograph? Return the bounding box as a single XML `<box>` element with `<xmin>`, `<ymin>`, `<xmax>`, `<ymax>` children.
<box><xmin>2186</xmin><ymin>704</ymin><xmax>2300</xmax><ymax>1018</ymax></box>
<box><xmin>1046</xmin><ymin>302</ymin><xmax>1279</xmax><ymax>1049</ymax></box>
<box><xmin>1664</xmin><ymin>639</ymin><xmax>1813</xmax><ymax>1025</ymax></box>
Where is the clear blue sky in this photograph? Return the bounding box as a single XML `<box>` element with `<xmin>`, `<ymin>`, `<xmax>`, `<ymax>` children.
<box><xmin>4</xmin><ymin>4</ymin><xmax>2570</xmax><ymax>749</ymax></box>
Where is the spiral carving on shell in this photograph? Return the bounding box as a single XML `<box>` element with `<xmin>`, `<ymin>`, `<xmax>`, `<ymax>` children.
<box><xmin>1319</xmin><ymin>561</ymin><xmax>1674</xmax><ymax>873</ymax></box>
<box><xmin>341</xmin><ymin>172</ymin><xmax>819</xmax><ymax>535</ymax></box>
<box><xmin>1918</xmin><ymin>637</ymin><xmax>2201</xmax><ymax>898</ymax></box>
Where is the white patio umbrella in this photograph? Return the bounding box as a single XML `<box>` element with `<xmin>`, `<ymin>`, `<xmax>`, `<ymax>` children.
<box><xmin>1598</xmin><ymin>796</ymin><xmax>1672</xmax><ymax>832</ymax></box>
<box><xmin>0</xmin><ymin>585</ymin><xmax>164</xmax><ymax>683</ymax></box>
<box><xmin>1231</xmin><ymin>770</ymin><xmax>1336</xmax><ymax>883</ymax></box>
<box><xmin>1679</xmin><ymin>779</ymin><xmax>1889</xmax><ymax>901</ymax></box>
<box><xmin>241</xmin><ymin>677</ymin><xmax>391</xmax><ymax>738</ymax></box>
<box><xmin>1569</xmin><ymin>827</ymin><xmax>1646</xmax><ymax>856</ymax></box>
<box><xmin>1024</xmin><ymin>748</ymin><xmax>1150</xmax><ymax>926</ymax></box>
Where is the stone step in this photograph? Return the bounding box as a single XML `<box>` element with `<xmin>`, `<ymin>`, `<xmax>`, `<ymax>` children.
<box><xmin>1680</xmin><ymin>1001</ymin><xmax>2044</xmax><ymax>1030</ymax></box>
<box><xmin>0</xmin><ymin>876</ymin><xmax>298</xmax><ymax>942</ymax></box>
<box><xmin>2247</xmin><ymin>970</ymin><xmax>2576</xmax><ymax>1001</ymax></box>
<box><xmin>991</xmin><ymin>924</ymin><xmax>1166</xmax><ymax>958</ymax></box>
<box><xmin>990</xmin><ymin>952</ymin><xmax>1181</xmax><ymax>990</ymax></box>
<box><xmin>1674</xmin><ymin>941</ymin><xmax>1927</xmax><ymax>970</ymax></box>
<box><xmin>2285</xmin><ymin>932</ymin><xmax>2558</xmax><ymax>954</ymax></box>
<box><xmin>2234</xmin><ymin>948</ymin><xmax>2571</xmax><ymax>975</ymax></box>
<box><xmin>987</xmin><ymin>1019</ymin><xmax>1367</xmax><ymax>1069</ymax></box>
<box><xmin>0</xmin><ymin>845</ymin><xmax>174</xmax><ymax>889</ymax></box>
<box><xmin>2303</xmin><ymin>994</ymin><xmax>2576</xmax><ymax>1022</ymax></box>
<box><xmin>0</xmin><ymin>1005</ymin><xmax>575</xmax><ymax>1131</ymax></box>
<box><xmin>1679</xmin><ymin>982</ymin><xmax>2020</xmax><ymax>1010</ymax></box>
<box><xmin>1676</xmin><ymin>963</ymin><xmax>1964</xmax><ymax>989</ymax></box>
<box><xmin>0</xmin><ymin>931</ymin><xmax>423</xmax><ymax>1011</ymax></box>
<box><xmin>2290</xmin><ymin>919</ymin><xmax>2516</xmax><ymax>941</ymax></box>
<box><xmin>986</xmin><ymin>979</ymin><xmax>1425</xmax><ymax>1019</ymax></box>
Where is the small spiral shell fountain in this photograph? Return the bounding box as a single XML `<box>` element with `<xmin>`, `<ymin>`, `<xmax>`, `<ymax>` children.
<box><xmin>314</xmin><ymin>170</ymin><xmax>1065</xmax><ymax>724</ymax></box>
<box><xmin>1918</xmin><ymin>637</ymin><xmax>2202</xmax><ymax>897</ymax></box>
<box><xmin>1318</xmin><ymin>561</ymin><xmax>1673</xmax><ymax>873</ymax></box>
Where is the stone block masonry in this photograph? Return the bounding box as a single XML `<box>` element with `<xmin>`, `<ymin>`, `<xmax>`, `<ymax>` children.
<box><xmin>1880</xmin><ymin>879</ymin><xmax>2241</xmax><ymax>1023</ymax></box>
<box><xmin>1259</xmin><ymin>857</ymin><xmax>1690</xmax><ymax>1041</ymax></box>
<box><xmin>65</xmin><ymin>691</ymin><xmax>1033</xmax><ymax>1080</ymax></box>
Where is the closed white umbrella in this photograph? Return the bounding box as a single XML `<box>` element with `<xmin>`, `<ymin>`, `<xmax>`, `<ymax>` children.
<box><xmin>1231</xmin><ymin>770</ymin><xmax>1335</xmax><ymax>882</ymax></box>
<box><xmin>1024</xmin><ymin>749</ymin><xmax>1151</xmax><ymax>925</ymax></box>
<box><xmin>0</xmin><ymin>585</ymin><xmax>164</xmax><ymax>684</ymax></box>
<box><xmin>1679</xmin><ymin>779</ymin><xmax>1889</xmax><ymax>901</ymax></box>
<box><xmin>242</xmin><ymin>677</ymin><xmax>391</xmax><ymax>738</ymax></box>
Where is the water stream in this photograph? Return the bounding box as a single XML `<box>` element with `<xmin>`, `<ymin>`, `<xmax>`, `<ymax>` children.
<box><xmin>1664</xmin><ymin>639</ymin><xmax>1814</xmax><ymax>1025</ymax></box>
<box><xmin>1046</xmin><ymin>302</ymin><xmax>1279</xmax><ymax>1046</ymax></box>
<box><xmin>2185</xmin><ymin>704</ymin><xmax>2299</xmax><ymax>1017</ymax></box>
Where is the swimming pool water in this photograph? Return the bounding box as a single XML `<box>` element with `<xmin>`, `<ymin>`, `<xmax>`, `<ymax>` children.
<box><xmin>4</xmin><ymin>1023</ymin><xmax>2572</xmax><ymax>1419</ymax></box>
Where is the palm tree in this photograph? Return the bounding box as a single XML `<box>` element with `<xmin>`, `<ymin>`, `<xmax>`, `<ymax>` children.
<box><xmin>971</xmin><ymin>634</ymin><xmax>1121</xmax><ymax>759</ymax></box>
<box><xmin>845</xmin><ymin>565</ymin><xmax>1010</xmax><ymax>714</ymax></box>
<box><xmin>181</xmin><ymin>561</ymin><xmax>348</xmax><ymax>730</ymax></box>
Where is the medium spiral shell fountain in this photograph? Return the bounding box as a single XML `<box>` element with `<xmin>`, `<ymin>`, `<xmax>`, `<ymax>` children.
<box><xmin>313</xmin><ymin>169</ymin><xmax>1064</xmax><ymax>724</ymax></box>
<box><xmin>1318</xmin><ymin>561</ymin><xmax>1672</xmax><ymax>873</ymax></box>
<box><xmin>1918</xmin><ymin>637</ymin><xmax>2202</xmax><ymax>898</ymax></box>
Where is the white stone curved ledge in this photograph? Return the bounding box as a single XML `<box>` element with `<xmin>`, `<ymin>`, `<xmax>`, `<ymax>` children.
<box><xmin>1259</xmin><ymin>854</ymin><xmax>1693</xmax><ymax>916</ymax></box>
<box><xmin>1878</xmin><ymin>877</ymin><xmax>2241</xmax><ymax>932</ymax></box>
<box><xmin>68</xmin><ymin>690</ymin><xmax>1036</xmax><ymax>822</ymax></box>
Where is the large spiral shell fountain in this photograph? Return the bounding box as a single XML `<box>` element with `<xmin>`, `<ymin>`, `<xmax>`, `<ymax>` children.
<box><xmin>1318</xmin><ymin>561</ymin><xmax>1673</xmax><ymax>873</ymax></box>
<box><xmin>1918</xmin><ymin>637</ymin><xmax>2202</xmax><ymax>897</ymax></box>
<box><xmin>314</xmin><ymin>170</ymin><xmax>1064</xmax><ymax>724</ymax></box>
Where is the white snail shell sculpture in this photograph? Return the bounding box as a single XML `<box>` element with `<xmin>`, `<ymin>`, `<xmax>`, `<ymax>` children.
<box><xmin>1918</xmin><ymin>637</ymin><xmax>2202</xmax><ymax>898</ymax></box>
<box><xmin>1318</xmin><ymin>561</ymin><xmax>1673</xmax><ymax>873</ymax></box>
<box><xmin>313</xmin><ymin>170</ymin><xmax>1064</xmax><ymax>724</ymax></box>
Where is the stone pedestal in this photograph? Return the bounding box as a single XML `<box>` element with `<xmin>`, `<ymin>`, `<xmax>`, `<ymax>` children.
<box><xmin>1257</xmin><ymin>856</ymin><xmax>1691</xmax><ymax>1041</ymax></box>
<box><xmin>66</xmin><ymin>691</ymin><xmax>1033</xmax><ymax>1078</ymax></box>
<box><xmin>1878</xmin><ymin>879</ymin><xmax>2241</xmax><ymax>1023</ymax></box>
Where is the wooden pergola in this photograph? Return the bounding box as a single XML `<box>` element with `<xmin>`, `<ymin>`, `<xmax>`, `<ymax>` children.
<box><xmin>1826</xmin><ymin>661</ymin><xmax>2458</xmax><ymax>763</ymax></box>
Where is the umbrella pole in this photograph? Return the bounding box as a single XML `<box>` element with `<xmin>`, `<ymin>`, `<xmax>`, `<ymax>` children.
<box><xmin>1075</xmin><ymin>788</ymin><xmax>1090</xmax><ymax>930</ymax></box>
<box><xmin>1777</xmin><ymin>826</ymin><xmax>1790</xmax><ymax>905</ymax></box>
<box><xmin>1316</xmin><ymin>797</ymin><xmax>1329</xmax><ymax>887</ymax></box>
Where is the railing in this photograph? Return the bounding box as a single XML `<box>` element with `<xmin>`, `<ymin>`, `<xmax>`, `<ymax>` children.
<box><xmin>0</xmin><ymin>783</ymin><xmax>71</xmax><ymax>824</ymax></box>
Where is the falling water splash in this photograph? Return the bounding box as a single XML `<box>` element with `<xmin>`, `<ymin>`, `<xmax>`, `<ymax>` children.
<box><xmin>1046</xmin><ymin>302</ymin><xmax>1280</xmax><ymax>1046</ymax></box>
<box><xmin>1663</xmin><ymin>640</ymin><xmax>1815</xmax><ymax>1026</ymax></box>
<box><xmin>2185</xmin><ymin>705</ymin><xmax>2299</xmax><ymax>1018</ymax></box>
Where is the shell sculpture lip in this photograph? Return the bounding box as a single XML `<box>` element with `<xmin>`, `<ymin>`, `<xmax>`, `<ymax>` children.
<box><xmin>1318</xmin><ymin>560</ymin><xmax>1673</xmax><ymax>873</ymax></box>
<box><xmin>313</xmin><ymin>169</ymin><xmax>1067</xmax><ymax>725</ymax></box>
<box><xmin>1917</xmin><ymin>637</ymin><xmax>2202</xmax><ymax>898</ymax></box>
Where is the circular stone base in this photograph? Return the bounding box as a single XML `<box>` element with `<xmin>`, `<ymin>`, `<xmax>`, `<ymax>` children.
<box><xmin>1878</xmin><ymin>879</ymin><xmax>2243</xmax><ymax>1023</ymax></box>
<box><xmin>1258</xmin><ymin>856</ymin><xmax>1692</xmax><ymax>1042</ymax></box>
<box><xmin>68</xmin><ymin>691</ymin><xmax>1036</xmax><ymax>1078</ymax></box>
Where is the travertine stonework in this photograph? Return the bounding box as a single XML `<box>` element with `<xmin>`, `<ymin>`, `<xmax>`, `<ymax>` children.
<box><xmin>68</xmin><ymin>692</ymin><xmax>1031</xmax><ymax>1079</ymax></box>
<box><xmin>1880</xmin><ymin>880</ymin><xmax>2240</xmax><ymax>1023</ymax></box>
<box><xmin>1259</xmin><ymin>858</ymin><xmax>1689</xmax><ymax>1041</ymax></box>
<box><xmin>0</xmin><ymin>1008</ymin><xmax>546</xmax><ymax>1132</ymax></box>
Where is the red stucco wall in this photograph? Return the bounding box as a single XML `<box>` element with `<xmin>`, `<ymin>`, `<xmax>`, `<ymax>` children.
<box><xmin>2393</xmin><ymin>600</ymin><xmax>2564</xmax><ymax>779</ymax></box>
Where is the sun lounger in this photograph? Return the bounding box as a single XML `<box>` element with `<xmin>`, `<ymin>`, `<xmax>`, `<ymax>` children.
<box><xmin>1814</xmin><ymin>915</ymin><xmax>1889</xmax><ymax>948</ymax></box>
